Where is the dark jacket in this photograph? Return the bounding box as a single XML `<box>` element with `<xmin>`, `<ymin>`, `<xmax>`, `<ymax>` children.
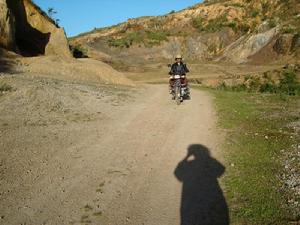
<box><xmin>169</xmin><ymin>62</ymin><xmax>190</xmax><ymax>76</ymax></box>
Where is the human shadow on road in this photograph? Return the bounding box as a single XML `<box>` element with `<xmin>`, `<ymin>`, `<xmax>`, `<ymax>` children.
<box><xmin>174</xmin><ymin>144</ymin><xmax>229</xmax><ymax>225</ymax></box>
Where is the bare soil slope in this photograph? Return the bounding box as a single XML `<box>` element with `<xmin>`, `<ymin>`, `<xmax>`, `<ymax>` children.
<box><xmin>20</xmin><ymin>56</ymin><xmax>133</xmax><ymax>86</ymax></box>
<box><xmin>0</xmin><ymin>48</ymin><xmax>133</xmax><ymax>86</ymax></box>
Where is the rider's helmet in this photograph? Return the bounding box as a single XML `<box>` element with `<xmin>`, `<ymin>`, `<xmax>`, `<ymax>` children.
<box><xmin>175</xmin><ymin>54</ymin><xmax>182</xmax><ymax>60</ymax></box>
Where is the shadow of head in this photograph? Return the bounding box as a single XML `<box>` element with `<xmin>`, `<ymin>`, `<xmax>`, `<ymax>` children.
<box><xmin>186</xmin><ymin>144</ymin><xmax>210</xmax><ymax>161</ymax></box>
<box><xmin>175</xmin><ymin>144</ymin><xmax>225</xmax><ymax>182</ymax></box>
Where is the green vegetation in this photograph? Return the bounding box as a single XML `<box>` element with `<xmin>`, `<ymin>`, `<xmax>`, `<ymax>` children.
<box><xmin>268</xmin><ymin>18</ymin><xmax>277</xmax><ymax>28</ymax></box>
<box><xmin>282</xmin><ymin>25</ymin><xmax>297</xmax><ymax>34</ymax></box>
<box><xmin>107</xmin><ymin>30</ymin><xmax>169</xmax><ymax>48</ymax></box>
<box><xmin>47</xmin><ymin>7</ymin><xmax>57</xmax><ymax>19</ymax></box>
<box><xmin>202</xmin><ymin>67</ymin><xmax>300</xmax><ymax>223</ymax></box>
<box><xmin>46</xmin><ymin>7</ymin><xmax>60</xmax><ymax>26</ymax></box>
<box><xmin>192</xmin><ymin>15</ymin><xmax>250</xmax><ymax>33</ymax></box>
<box><xmin>205</xmin><ymin>15</ymin><xmax>229</xmax><ymax>32</ymax></box>
<box><xmin>0</xmin><ymin>82</ymin><xmax>12</xmax><ymax>93</ymax></box>
<box><xmin>203</xmin><ymin>0</ymin><xmax>227</xmax><ymax>6</ymax></box>
<box><xmin>217</xmin><ymin>69</ymin><xmax>300</xmax><ymax>96</ymax></box>
<box><xmin>146</xmin><ymin>30</ymin><xmax>169</xmax><ymax>45</ymax></box>
<box><xmin>70</xmin><ymin>44</ymin><xmax>88</xmax><ymax>58</ymax></box>
<box><xmin>251</xmin><ymin>10</ymin><xmax>259</xmax><ymax>18</ymax></box>
<box><xmin>208</xmin><ymin>89</ymin><xmax>300</xmax><ymax>224</ymax></box>
<box><xmin>275</xmin><ymin>69</ymin><xmax>300</xmax><ymax>95</ymax></box>
<box><xmin>108</xmin><ymin>37</ymin><xmax>131</xmax><ymax>48</ymax></box>
<box><xmin>224</xmin><ymin>2</ymin><xmax>244</xmax><ymax>8</ymax></box>
<box><xmin>192</xmin><ymin>16</ymin><xmax>205</xmax><ymax>31</ymax></box>
<box><xmin>30</xmin><ymin>1</ymin><xmax>59</xmax><ymax>27</ymax></box>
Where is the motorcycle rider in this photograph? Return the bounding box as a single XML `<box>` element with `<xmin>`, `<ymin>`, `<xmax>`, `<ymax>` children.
<box><xmin>169</xmin><ymin>54</ymin><xmax>190</xmax><ymax>97</ymax></box>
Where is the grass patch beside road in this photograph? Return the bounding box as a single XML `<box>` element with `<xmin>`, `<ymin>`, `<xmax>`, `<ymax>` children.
<box><xmin>206</xmin><ymin>88</ymin><xmax>300</xmax><ymax>224</ymax></box>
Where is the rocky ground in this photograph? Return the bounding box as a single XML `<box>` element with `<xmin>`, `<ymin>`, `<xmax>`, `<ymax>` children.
<box><xmin>280</xmin><ymin>141</ymin><xmax>300</xmax><ymax>218</ymax></box>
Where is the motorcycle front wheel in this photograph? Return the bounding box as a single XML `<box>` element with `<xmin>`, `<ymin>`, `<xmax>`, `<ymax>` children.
<box><xmin>175</xmin><ymin>85</ymin><xmax>181</xmax><ymax>105</ymax></box>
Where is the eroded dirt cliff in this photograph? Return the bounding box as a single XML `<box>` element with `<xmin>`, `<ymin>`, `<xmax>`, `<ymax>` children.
<box><xmin>0</xmin><ymin>0</ymin><xmax>71</xmax><ymax>57</ymax></box>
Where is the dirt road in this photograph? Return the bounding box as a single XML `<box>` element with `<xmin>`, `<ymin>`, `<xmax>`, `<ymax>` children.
<box><xmin>0</xmin><ymin>79</ymin><xmax>228</xmax><ymax>225</ymax></box>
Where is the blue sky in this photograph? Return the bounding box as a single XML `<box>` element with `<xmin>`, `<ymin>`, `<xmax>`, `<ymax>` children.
<box><xmin>34</xmin><ymin>0</ymin><xmax>203</xmax><ymax>37</ymax></box>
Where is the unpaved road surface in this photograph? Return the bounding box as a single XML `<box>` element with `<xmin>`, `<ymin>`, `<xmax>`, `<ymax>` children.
<box><xmin>0</xmin><ymin>78</ymin><xmax>228</xmax><ymax>225</ymax></box>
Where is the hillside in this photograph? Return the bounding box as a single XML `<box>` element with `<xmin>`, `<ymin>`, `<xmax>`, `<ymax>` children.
<box><xmin>71</xmin><ymin>0</ymin><xmax>300</xmax><ymax>65</ymax></box>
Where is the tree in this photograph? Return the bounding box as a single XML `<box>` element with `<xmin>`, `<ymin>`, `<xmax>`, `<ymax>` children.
<box><xmin>47</xmin><ymin>7</ymin><xmax>59</xmax><ymax>26</ymax></box>
<box><xmin>47</xmin><ymin>7</ymin><xmax>57</xmax><ymax>18</ymax></box>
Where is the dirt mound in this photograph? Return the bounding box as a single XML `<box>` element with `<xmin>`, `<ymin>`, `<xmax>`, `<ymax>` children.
<box><xmin>19</xmin><ymin>56</ymin><xmax>133</xmax><ymax>86</ymax></box>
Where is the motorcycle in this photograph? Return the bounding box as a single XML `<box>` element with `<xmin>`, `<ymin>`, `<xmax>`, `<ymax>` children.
<box><xmin>170</xmin><ymin>74</ymin><xmax>190</xmax><ymax>105</ymax></box>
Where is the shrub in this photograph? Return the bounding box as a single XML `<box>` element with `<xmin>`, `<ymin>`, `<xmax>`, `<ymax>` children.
<box><xmin>268</xmin><ymin>19</ymin><xmax>277</xmax><ymax>28</ymax></box>
<box><xmin>0</xmin><ymin>82</ymin><xmax>12</xmax><ymax>93</ymax></box>
<box><xmin>217</xmin><ymin>70</ymin><xmax>300</xmax><ymax>95</ymax></box>
<box><xmin>47</xmin><ymin>7</ymin><xmax>60</xmax><ymax>27</ymax></box>
<box><xmin>259</xmin><ymin>82</ymin><xmax>277</xmax><ymax>93</ymax></box>
<box><xmin>216</xmin><ymin>81</ymin><xmax>227</xmax><ymax>90</ymax></box>
<box><xmin>192</xmin><ymin>16</ymin><xmax>205</xmax><ymax>31</ymax></box>
<box><xmin>231</xmin><ymin>84</ymin><xmax>247</xmax><ymax>92</ymax></box>
<box><xmin>192</xmin><ymin>14</ymin><xmax>250</xmax><ymax>33</ymax></box>
<box><xmin>107</xmin><ymin>30</ymin><xmax>168</xmax><ymax>48</ymax></box>
<box><xmin>277</xmin><ymin>69</ymin><xmax>300</xmax><ymax>95</ymax></box>
<box><xmin>205</xmin><ymin>15</ymin><xmax>229</xmax><ymax>32</ymax></box>
<box><xmin>251</xmin><ymin>11</ymin><xmax>259</xmax><ymax>18</ymax></box>
<box><xmin>224</xmin><ymin>3</ymin><xmax>243</xmax><ymax>8</ymax></box>
<box><xmin>228</xmin><ymin>21</ymin><xmax>238</xmax><ymax>30</ymax></box>
<box><xmin>127</xmin><ymin>32</ymin><xmax>144</xmax><ymax>43</ymax></box>
<box><xmin>107</xmin><ymin>31</ymin><xmax>144</xmax><ymax>48</ymax></box>
<box><xmin>108</xmin><ymin>38</ymin><xmax>131</xmax><ymax>48</ymax></box>
<box><xmin>238</xmin><ymin>23</ymin><xmax>251</xmax><ymax>33</ymax></box>
<box><xmin>146</xmin><ymin>31</ymin><xmax>168</xmax><ymax>42</ymax></box>
<box><xmin>216</xmin><ymin>81</ymin><xmax>246</xmax><ymax>92</ymax></box>
<box><xmin>282</xmin><ymin>26</ymin><xmax>296</xmax><ymax>34</ymax></box>
<box><xmin>70</xmin><ymin>44</ymin><xmax>88</xmax><ymax>58</ymax></box>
